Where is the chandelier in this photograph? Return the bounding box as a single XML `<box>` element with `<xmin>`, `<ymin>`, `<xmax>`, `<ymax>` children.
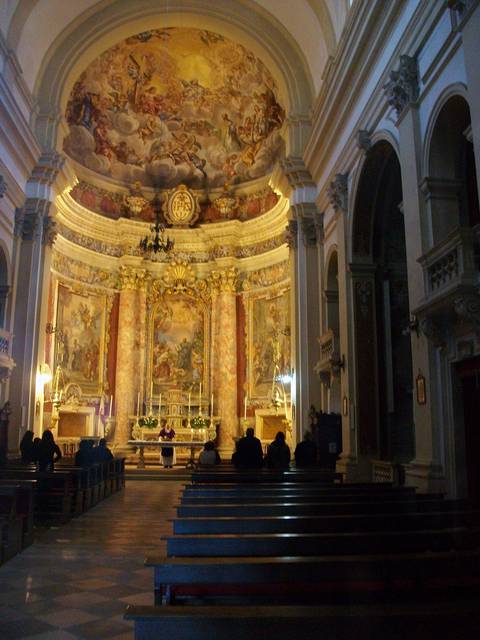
<box><xmin>139</xmin><ymin>200</ymin><xmax>175</xmax><ymax>255</ymax></box>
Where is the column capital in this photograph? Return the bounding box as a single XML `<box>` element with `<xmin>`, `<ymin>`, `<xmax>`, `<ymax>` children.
<box><xmin>209</xmin><ymin>267</ymin><xmax>238</xmax><ymax>294</ymax></box>
<box><xmin>118</xmin><ymin>266</ymin><xmax>139</xmax><ymax>291</ymax></box>
<box><xmin>383</xmin><ymin>55</ymin><xmax>419</xmax><ymax>119</ymax></box>
<box><xmin>29</xmin><ymin>152</ymin><xmax>65</xmax><ymax>187</ymax></box>
<box><xmin>285</xmin><ymin>219</ymin><xmax>298</xmax><ymax>250</ymax></box>
<box><xmin>42</xmin><ymin>213</ymin><xmax>57</xmax><ymax>247</ymax></box>
<box><xmin>327</xmin><ymin>173</ymin><xmax>349</xmax><ymax>213</ymax></box>
<box><xmin>280</xmin><ymin>156</ymin><xmax>316</xmax><ymax>190</ymax></box>
<box><xmin>356</xmin><ymin>130</ymin><xmax>372</xmax><ymax>153</ymax></box>
<box><xmin>15</xmin><ymin>198</ymin><xmax>51</xmax><ymax>241</ymax></box>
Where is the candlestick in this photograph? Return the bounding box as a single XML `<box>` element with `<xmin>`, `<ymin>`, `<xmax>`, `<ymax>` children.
<box><xmin>188</xmin><ymin>392</ymin><xmax>191</xmax><ymax>418</ymax></box>
<box><xmin>136</xmin><ymin>391</ymin><xmax>140</xmax><ymax>418</ymax></box>
<box><xmin>109</xmin><ymin>395</ymin><xmax>113</xmax><ymax>418</ymax></box>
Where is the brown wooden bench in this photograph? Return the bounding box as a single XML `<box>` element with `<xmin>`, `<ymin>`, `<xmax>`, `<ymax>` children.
<box><xmin>145</xmin><ymin>550</ymin><xmax>480</xmax><ymax>605</ymax></box>
<box><xmin>163</xmin><ymin>526</ymin><xmax>480</xmax><ymax>557</ymax></box>
<box><xmin>175</xmin><ymin>498</ymin><xmax>469</xmax><ymax>518</ymax></box>
<box><xmin>172</xmin><ymin>509</ymin><xmax>480</xmax><ymax>535</ymax></box>
<box><xmin>0</xmin><ymin>480</ymin><xmax>35</xmax><ymax>547</ymax></box>
<box><xmin>0</xmin><ymin>486</ymin><xmax>25</xmax><ymax>563</ymax></box>
<box><xmin>125</xmin><ymin>600</ymin><xmax>480</xmax><ymax>640</ymax></box>
<box><xmin>191</xmin><ymin>470</ymin><xmax>344</xmax><ymax>484</ymax></box>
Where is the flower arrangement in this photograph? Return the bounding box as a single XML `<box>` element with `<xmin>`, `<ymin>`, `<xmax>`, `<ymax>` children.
<box><xmin>138</xmin><ymin>415</ymin><xmax>158</xmax><ymax>429</ymax></box>
<box><xmin>190</xmin><ymin>415</ymin><xmax>209</xmax><ymax>429</ymax></box>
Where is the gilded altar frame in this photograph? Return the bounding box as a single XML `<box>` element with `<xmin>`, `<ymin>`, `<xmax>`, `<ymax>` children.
<box><xmin>51</xmin><ymin>279</ymin><xmax>112</xmax><ymax>397</ymax></box>
<box><xmin>147</xmin><ymin>282</ymin><xmax>211</xmax><ymax>396</ymax></box>
<box><xmin>246</xmin><ymin>285</ymin><xmax>291</xmax><ymax>401</ymax></box>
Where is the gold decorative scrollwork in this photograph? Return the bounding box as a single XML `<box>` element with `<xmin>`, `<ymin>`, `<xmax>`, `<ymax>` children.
<box><xmin>209</xmin><ymin>267</ymin><xmax>238</xmax><ymax>294</ymax></box>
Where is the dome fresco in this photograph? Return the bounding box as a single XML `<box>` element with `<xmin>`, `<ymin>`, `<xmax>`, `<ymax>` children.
<box><xmin>64</xmin><ymin>28</ymin><xmax>286</xmax><ymax>189</ymax></box>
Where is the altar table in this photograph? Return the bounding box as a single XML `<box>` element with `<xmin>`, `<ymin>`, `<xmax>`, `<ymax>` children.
<box><xmin>128</xmin><ymin>440</ymin><xmax>207</xmax><ymax>469</ymax></box>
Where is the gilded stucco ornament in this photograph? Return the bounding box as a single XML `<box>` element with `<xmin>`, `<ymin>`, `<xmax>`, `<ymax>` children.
<box><xmin>210</xmin><ymin>267</ymin><xmax>238</xmax><ymax>294</ymax></box>
<box><xmin>118</xmin><ymin>266</ymin><xmax>139</xmax><ymax>290</ymax></box>
<box><xmin>164</xmin><ymin>184</ymin><xmax>200</xmax><ymax>227</ymax></box>
<box><xmin>150</xmin><ymin>260</ymin><xmax>210</xmax><ymax>304</ymax></box>
<box><xmin>241</xmin><ymin>261</ymin><xmax>289</xmax><ymax>291</ymax></box>
<box><xmin>52</xmin><ymin>253</ymin><xmax>118</xmax><ymax>289</ymax></box>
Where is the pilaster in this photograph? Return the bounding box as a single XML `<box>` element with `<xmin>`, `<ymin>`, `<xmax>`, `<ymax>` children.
<box><xmin>8</xmin><ymin>153</ymin><xmax>63</xmax><ymax>447</ymax></box>
<box><xmin>391</xmin><ymin>74</ymin><xmax>446</xmax><ymax>492</ymax></box>
<box><xmin>280</xmin><ymin>157</ymin><xmax>322</xmax><ymax>441</ymax></box>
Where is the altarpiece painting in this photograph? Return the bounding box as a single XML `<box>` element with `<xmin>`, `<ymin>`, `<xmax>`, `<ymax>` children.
<box><xmin>54</xmin><ymin>283</ymin><xmax>108</xmax><ymax>395</ymax></box>
<box><xmin>248</xmin><ymin>289</ymin><xmax>291</xmax><ymax>399</ymax></box>
<box><xmin>150</xmin><ymin>294</ymin><xmax>208</xmax><ymax>392</ymax></box>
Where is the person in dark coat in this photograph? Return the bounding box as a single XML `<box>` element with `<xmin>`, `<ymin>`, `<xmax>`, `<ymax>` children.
<box><xmin>38</xmin><ymin>429</ymin><xmax>62</xmax><ymax>472</ymax></box>
<box><xmin>75</xmin><ymin>439</ymin><xmax>94</xmax><ymax>467</ymax></box>
<box><xmin>95</xmin><ymin>438</ymin><xmax>113</xmax><ymax>462</ymax></box>
<box><xmin>294</xmin><ymin>431</ymin><xmax>318</xmax><ymax>467</ymax></box>
<box><xmin>266</xmin><ymin>431</ymin><xmax>290</xmax><ymax>470</ymax></box>
<box><xmin>20</xmin><ymin>430</ymin><xmax>35</xmax><ymax>463</ymax></box>
<box><xmin>233</xmin><ymin>427</ymin><xmax>264</xmax><ymax>469</ymax></box>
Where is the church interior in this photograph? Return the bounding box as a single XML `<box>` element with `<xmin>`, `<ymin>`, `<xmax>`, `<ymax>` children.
<box><xmin>1</xmin><ymin>0</ymin><xmax>480</xmax><ymax>637</ymax></box>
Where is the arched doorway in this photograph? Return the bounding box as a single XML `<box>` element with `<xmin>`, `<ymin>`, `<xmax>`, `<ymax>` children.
<box><xmin>426</xmin><ymin>95</ymin><xmax>480</xmax><ymax>502</ymax></box>
<box><xmin>351</xmin><ymin>140</ymin><xmax>414</xmax><ymax>465</ymax></box>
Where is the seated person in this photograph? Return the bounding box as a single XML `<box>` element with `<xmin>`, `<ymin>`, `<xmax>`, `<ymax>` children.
<box><xmin>265</xmin><ymin>431</ymin><xmax>290</xmax><ymax>470</ymax></box>
<box><xmin>19</xmin><ymin>430</ymin><xmax>35</xmax><ymax>463</ymax></box>
<box><xmin>198</xmin><ymin>440</ymin><xmax>220</xmax><ymax>467</ymax></box>
<box><xmin>233</xmin><ymin>427</ymin><xmax>263</xmax><ymax>469</ymax></box>
<box><xmin>294</xmin><ymin>431</ymin><xmax>318</xmax><ymax>467</ymax></box>
<box><xmin>75</xmin><ymin>439</ymin><xmax>94</xmax><ymax>467</ymax></box>
<box><xmin>38</xmin><ymin>429</ymin><xmax>62</xmax><ymax>472</ymax></box>
<box><xmin>95</xmin><ymin>438</ymin><xmax>114</xmax><ymax>462</ymax></box>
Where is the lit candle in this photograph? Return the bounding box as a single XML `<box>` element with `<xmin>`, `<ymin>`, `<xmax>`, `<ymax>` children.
<box><xmin>199</xmin><ymin>382</ymin><xmax>202</xmax><ymax>416</ymax></box>
<box><xmin>210</xmin><ymin>393</ymin><xmax>213</xmax><ymax>419</ymax></box>
<box><xmin>136</xmin><ymin>391</ymin><xmax>140</xmax><ymax>418</ymax></box>
<box><xmin>188</xmin><ymin>392</ymin><xmax>191</xmax><ymax>417</ymax></box>
<box><xmin>109</xmin><ymin>395</ymin><xmax>113</xmax><ymax>418</ymax></box>
<box><xmin>158</xmin><ymin>394</ymin><xmax>162</xmax><ymax>417</ymax></box>
<box><xmin>150</xmin><ymin>381</ymin><xmax>153</xmax><ymax>399</ymax></box>
<box><xmin>244</xmin><ymin>395</ymin><xmax>247</xmax><ymax>420</ymax></box>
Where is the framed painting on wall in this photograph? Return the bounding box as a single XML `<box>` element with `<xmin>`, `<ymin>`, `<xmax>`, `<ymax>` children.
<box><xmin>149</xmin><ymin>293</ymin><xmax>209</xmax><ymax>393</ymax></box>
<box><xmin>247</xmin><ymin>288</ymin><xmax>291</xmax><ymax>400</ymax></box>
<box><xmin>53</xmin><ymin>283</ymin><xmax>108</xmax><ymax>396</ymax></box>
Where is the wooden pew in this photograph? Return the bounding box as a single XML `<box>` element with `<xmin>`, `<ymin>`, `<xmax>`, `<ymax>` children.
<box><xmin>179</xmin><ymin>490</ymin><xmax>419</xmax><ymax>505</ymax></box>
<box><xmin>175</xmin><ymin>498</ymin><xmax>469</xmax><ymax>518</ymax></box>
<box><xmin>0</xmin><ymin>468</ymin><xmax>75</xmax><ymax>525</ymax></box>
<box><xmin>0</xmin><ymin>486</ymin><xmax>25</xmax><ymax>563</ymax></box>
<box><xmin>145</xmin><ymin>550</ymin><xmax>480</xmax><ymax>605</ymax></box>
<box><xmin>163</xmin><ymin>526</ymin><xmax>480</xmax><ymax>557</ymax></box>
<box><xmin>0</xmin><ymin>480</ymin><xmax>35</xmax><ymax>547</ymax></box>
<box><xmin>191</xmin><ymin>470</ymin><xmax>344</xmax><ymax>484</ymax></box>
<box><xmin>125</xmin><ymin>601</ymin><xmax>480</xmax><ymax>640</ymax></box>
<box><xmin>172</xmin><ymin>509</ymin><xmax>480</xmax><ymax>535</ymax></box>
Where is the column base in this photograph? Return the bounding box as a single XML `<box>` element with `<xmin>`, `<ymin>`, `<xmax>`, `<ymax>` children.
<box><xmin>336</xmin><ymin>453</ymin><xmax>361</xmax><ymax>482</ymax></box>
<box><xmin>404</xmin><ymin>459</ymin><xmax>446</xmax><ymax>494</ymax></box>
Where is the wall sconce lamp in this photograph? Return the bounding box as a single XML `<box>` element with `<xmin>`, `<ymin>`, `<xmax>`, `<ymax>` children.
<box><xmin>36</xmin><ymin>363</ymin><xmax>52</xmax><ymax>416</ymax></box>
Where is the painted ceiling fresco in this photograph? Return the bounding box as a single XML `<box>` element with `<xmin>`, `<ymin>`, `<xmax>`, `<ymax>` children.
<box><xmin>64</xmin><ymin>28</ymin><xmax>285</xmax><ymax>189</ymax></box>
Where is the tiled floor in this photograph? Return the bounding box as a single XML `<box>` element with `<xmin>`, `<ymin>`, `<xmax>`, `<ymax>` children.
<box><xmin>0</xmin><ymin>480</ymin><xmax>182</xmax><ymax>639</ymax></box>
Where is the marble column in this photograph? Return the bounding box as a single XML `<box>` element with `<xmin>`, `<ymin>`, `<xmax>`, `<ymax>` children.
<box><xmin>137</xmin><ymin>270</ymin><xmax>149</xmax><ymax>413</ymax></box>
<box><xmin>114</xmin><ymin>267</ymin><xmax>139</xmax><ymax>446</ymax></box>
<box><xmin>211</xmin><ymin>268</ymin><xmax>238</xmax><ymax>454</ymax></box>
